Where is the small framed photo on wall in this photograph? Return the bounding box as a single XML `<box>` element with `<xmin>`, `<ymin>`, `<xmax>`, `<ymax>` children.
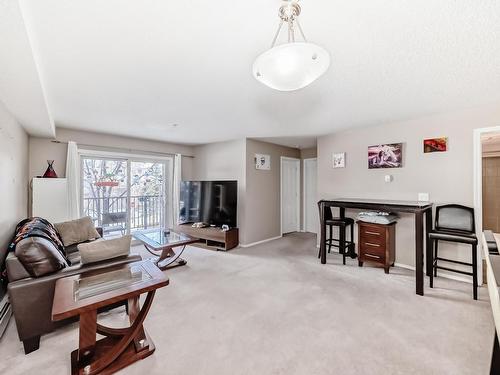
<box><xmin>423</xmin><ymin>137</ymin><xmax>448</xmax><ymax>153</ymax></box>
<box><xmin>255</xmin><ymin>154</ymin><xmax>271</xmax><ymax>170</ymax></box>
<box><xmin>368</xmin><ymin>143</ymin><xmax>403</xmax><ymax>169</ymax></box>
<box><xmin>333</xmin><ymin>152</ymin><xmax>346</xmax><ymax>168</ymax></box>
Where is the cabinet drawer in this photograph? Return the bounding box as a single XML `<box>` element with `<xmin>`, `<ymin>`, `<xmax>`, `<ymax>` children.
<box><xmin>360</xmin><ymin>232</ymin><xmax>386</xmax><ymax>247</ymax></box>
<box><xmin>359</xmin><ymin>240</ymin><xmax>386</xmax><ymax>258</ymax></box>
<box><xmin>360</xmin><ymin>251</ymin><xmax>385</xmax><ymax>263</ymax></box>
<box><xmin>359</xmin><ymin>224</ymin><xmax>386</xmax><ymax>237</ymax></box>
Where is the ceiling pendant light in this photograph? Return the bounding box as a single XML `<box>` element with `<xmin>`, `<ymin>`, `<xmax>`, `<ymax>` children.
<box><xmin>253</xmin><ymin>0</ymin><xmax>330</xmax><ymax>92</ymax></box>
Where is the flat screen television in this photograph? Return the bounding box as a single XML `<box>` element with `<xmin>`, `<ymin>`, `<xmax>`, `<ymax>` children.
<box><xmin>179</xmin><ymin>180</ymin><xmax>237</xmax><ymax>228</ymax></box>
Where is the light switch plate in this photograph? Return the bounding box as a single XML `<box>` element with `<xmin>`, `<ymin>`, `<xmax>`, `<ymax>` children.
<box><xmin>384</xmin><ymin>175</ymin><xmax>393</xmax><ymax>183</ymax></box>
<box><xmin>418</xmin><ymin>193</ymin><xmax>430</xmax><ymax>202</ymax></box>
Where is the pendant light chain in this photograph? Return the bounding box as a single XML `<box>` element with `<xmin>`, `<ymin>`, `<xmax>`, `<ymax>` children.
<box><xmin>271</xmin><ymin>1</ymin><xmax>307</xmax><ymax>47</ymax></box>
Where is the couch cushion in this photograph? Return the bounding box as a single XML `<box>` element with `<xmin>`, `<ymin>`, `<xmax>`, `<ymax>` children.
<box><xmin>15</xmin><ymin>237</ymin><xmax>69</xmax><ymax>277</ymax></box>
<box><xmin>54</xmin><ymin>217</ymin><xmax>101</xmax><ymax>247</ymax></box>
<box><xmin>66</xmin><ymin>250</ymin><xmax>81</xmax><ymax>266</ymax></box>
<box><xmin>77</xmin><ymin>235</ymin><xmax>131</xmax><ymax>265</ymax></box>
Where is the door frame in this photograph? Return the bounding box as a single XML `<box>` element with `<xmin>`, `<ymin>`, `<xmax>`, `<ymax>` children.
<box><xmin>473</xmin><ymin>125</ymin><xmax>500</xmax><ymax>285</ymax></box>
<box><xmin>280</xmin><ymin>156</ymin><xmax>301</xmax><ymax>235</ymax></box>
<box><xmin>303</xmin><ymin>157</ymin><xmax>317</xmax><ymax>233</ymax></box>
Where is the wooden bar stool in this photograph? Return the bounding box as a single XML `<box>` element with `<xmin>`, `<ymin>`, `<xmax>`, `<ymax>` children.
<box><xmin>318</xmin><ymin>207</ymin><xmax>355</xmax><ymax>265</ymax></box>
<box><xmin>428</xmin><ymin>204</ymin><xmax>478</xmax><ymax>300</ymax></box>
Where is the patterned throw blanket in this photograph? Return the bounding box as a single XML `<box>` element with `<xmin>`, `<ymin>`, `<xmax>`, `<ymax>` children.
<box><xmin>8</xmin><ymin>217</ymin><xmax>65</xmax><ymax>254</ymax></box>
<box><xmin>0</xmin><ymin>218</ymin><xmax>66</xmax><ymax>283</ymax></box>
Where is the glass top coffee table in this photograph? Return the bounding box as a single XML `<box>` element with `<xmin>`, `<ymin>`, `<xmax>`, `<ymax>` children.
<box><xmin>132</xmin><ymin>228</ymin><xmax>199</xmax><ymax>270</ymax></box>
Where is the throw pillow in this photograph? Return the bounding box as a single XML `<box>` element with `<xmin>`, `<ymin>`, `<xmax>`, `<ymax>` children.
<box><xmin>15</xmin><ymin>237</ymin><xmax>69</xmax><ymax>277</ymax></box>
<box><xmin>54</xmin><ymin>216</ymin><xmax>101</xmax><ymax>247</ymax></box>
<box><xmin>77</xmin><ymin>235</ymin><xmax>131</xmax><ymax>265</ymax></box>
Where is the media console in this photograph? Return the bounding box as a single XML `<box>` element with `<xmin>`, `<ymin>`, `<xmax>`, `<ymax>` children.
<box><xmin>174</xmin><ymin>224</ymin><xmax>239</xmax><ymax>251</ymax></box>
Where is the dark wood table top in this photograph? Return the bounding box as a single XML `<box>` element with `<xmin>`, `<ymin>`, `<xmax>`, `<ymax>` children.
<box><xmin>319</xmin><ymin>198</ymin><xmax>433</xmax><ymax>212</ymax></box>
<box><xmin>52</xmin><ymin>260</ymin><xmax>168</xmax><ymax>321</ymax></box>
<box><xmin>132</xmin><ymin>228</ymin><xmax>199</xmax><ymax>251</ymax></box>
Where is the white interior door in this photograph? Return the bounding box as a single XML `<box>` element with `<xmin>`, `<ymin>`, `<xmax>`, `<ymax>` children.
<box><xmin>304</xmin><ymin>158</ymin><xmax>318</xmax><ymax>233</ymax></box>
<box><xmin>281</xmin><ymin>157</ymin><xmax>300</xmax><ymax>234</ymax></box>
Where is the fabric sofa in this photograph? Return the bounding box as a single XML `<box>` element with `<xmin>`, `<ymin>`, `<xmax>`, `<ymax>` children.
<box><xmin>6</xmin><ymin>227</ymin><xmax>141</xmax><ymax>354</ymax></box>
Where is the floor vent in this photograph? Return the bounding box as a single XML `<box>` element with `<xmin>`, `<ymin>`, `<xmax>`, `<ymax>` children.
<box><xmin>0</xmin><ymin>294</ymin><xmax>12</xmax><ymax>338</ymax></box>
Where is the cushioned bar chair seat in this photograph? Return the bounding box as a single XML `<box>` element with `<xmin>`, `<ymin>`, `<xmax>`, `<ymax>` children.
<box><xmin>429</xmin><ymin>231</ymin><xmax>478</xmax><ymax>245</ymax></box>
<box><xmin>326</xmin><ymin>217</ymin><xmax>355</xmax><ymax>226</ymax></box>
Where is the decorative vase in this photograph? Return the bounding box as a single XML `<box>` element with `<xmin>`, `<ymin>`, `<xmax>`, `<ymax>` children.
<box><xmin>42</xmin><ymin>160</ymin><xmax>58</xmax><ymax>178</ymax></box>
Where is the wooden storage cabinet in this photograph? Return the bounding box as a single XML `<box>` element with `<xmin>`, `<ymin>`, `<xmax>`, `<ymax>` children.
<box><xmin>357</xmin><ymin>221</ymin><xmax>396</xmax><ymax>274</ymax></box>
<box><xmin>174</xmin><ymin>224</ymin><xmax>239</xmax><ymax>251</ymax></box>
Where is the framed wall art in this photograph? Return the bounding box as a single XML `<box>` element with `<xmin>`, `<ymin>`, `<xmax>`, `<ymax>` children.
<box><xmin>368</xmin><ymin>143</ymin><xmax>403</xmax><ymax>169</ymax></box>
<box><xmin>255</xmin><ymin>154</ymin><xmax>271</xmax><ymax>170</ymax></box>
<box><xmin>423</xmin><ymin>137</ymin><xmax>448</xmax><ymax>153</ymax></box>
<box><xmin>333</xmin><ymin>152</ymin><xmax>345</xmax><ymax>168</ymax></box>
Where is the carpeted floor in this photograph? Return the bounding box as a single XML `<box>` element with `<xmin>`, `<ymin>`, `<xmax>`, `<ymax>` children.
<box><xmin>0</xmin><ymin>232</ymin><xmax>494</xmax><ymax>375</ymax></box>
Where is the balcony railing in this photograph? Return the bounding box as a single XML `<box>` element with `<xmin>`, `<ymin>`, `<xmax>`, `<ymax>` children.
<box><xmin>83</xmin><ymin>195</ymin><xmax>164</xmax><ymax>235</ymax></box>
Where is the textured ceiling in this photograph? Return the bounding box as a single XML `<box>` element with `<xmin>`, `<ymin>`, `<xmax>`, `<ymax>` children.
<box><xmin>18</xmin><ymin>0</ymin><xmax>500</xmax><ymax>144</ymax></box>
<box><xmin>0</xmin><ymin>0</ymin><xmax>54</xmax><ymax>137</ymax></box>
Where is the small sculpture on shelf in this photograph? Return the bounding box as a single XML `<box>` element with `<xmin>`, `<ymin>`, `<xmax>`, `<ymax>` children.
<box><xmin>42</xmin><ymin>160</ymin><xmax>58</xmax><ymax>178</ymax></box>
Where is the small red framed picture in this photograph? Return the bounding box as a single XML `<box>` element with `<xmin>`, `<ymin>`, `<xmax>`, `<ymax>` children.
<box><xmin>423</xmin><ymin>137</ymin><xmax>447</xmax><ymax>153</ymax></box>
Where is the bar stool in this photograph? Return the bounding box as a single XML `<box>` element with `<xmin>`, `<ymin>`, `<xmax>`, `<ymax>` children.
<box><xmin>318</xmin><ymin>207</ymin><xmax>355</xmax><ymax>265</ymax></box>
<box><xmin>428</xmin><ymin>204</ymin><xmax>478</xmax><ymax>300</ymax></box>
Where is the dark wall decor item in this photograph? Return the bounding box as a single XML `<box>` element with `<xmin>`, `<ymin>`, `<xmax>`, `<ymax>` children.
<box><xmin>423</xmin><ymin>137</ymin><xmax>448</xmax><ymax>153</ymax></box>
<box><xmin>42</xmin><ymin>160</ymin><xmax>58</xmax><ymax>178</ymax></box>
<box><xmin>368</xmin><ymin>143</ymin><xmax>403</xmax><ymax>169</ymax></box>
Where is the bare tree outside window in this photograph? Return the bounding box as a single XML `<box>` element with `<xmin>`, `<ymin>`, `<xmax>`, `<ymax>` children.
<box><xmin>82</xmin><ymin>158</ymin><xmax>166</xmax><ymax>237</ymax></box>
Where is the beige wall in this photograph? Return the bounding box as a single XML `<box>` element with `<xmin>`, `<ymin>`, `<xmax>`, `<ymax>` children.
<box><xmin>191</xmin><ymin>139</ymin><xmax>247</xmax><ymax>239</ymax></box>
<box><xmin>190</xmin><ymin>138</ymin><xmax>302</xmax><ymax>245</ymax></box>
<box><xmin>0</xmin><ymin>101</ymin><xmax>28</xmax><ymax>265</ymax></box>
<box><xmin>318</xmin><ymin>102</ymin><xmax>500</xmax><ymax>271</ymax></box>
<box><xmin>300</xmin><ymin>147</ymin><xmax>317</xmax><ymax>159</ymax></box>
<box><xmin>245</xmin><ymin>139</ymin><xmax>300</xmax><ymax>245</ymax></box>
<box><xmin>29</xmin><ymin>136</ymin><xmax>66</xmax><ymax>178</ymax></box>
<box><xmin>29</xmin><ymin>127</ymin><xmax>195</xmax><ymax>180</ymax></box>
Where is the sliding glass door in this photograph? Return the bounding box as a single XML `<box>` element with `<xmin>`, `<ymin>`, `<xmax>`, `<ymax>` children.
<box><xmin>81</xmin><ymin>157</ymin><xmax>129</xmax><ymax>237</ymax></box>
<box><xmin>129</xmin><ymin>161</ymin><xmax>165</xmax><ymax>232</ymax></box>
<box><xmin>81</xmin><ymin>154</ymin><xmax>172</xmax><ymax>238</ymax></box>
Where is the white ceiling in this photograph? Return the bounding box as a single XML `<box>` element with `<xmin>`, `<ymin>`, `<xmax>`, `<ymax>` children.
<box><xmin>11</xmin><ymin>0</ymin><xmax>500</xmax><ymax>144</ymax></box>
<box><xmin>255</xmin><ymin>136</ymin><xmax>317</xmax><ymax>150</ymax></box>
<box><xmin>0</xmin><ymin>0</ymin><xmax>54</xmax><ymax>137</ymax></box>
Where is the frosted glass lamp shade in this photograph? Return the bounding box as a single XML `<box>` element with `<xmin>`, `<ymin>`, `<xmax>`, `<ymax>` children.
<box><xmin>253</xmin><ymin>42</ymin><xmax>330</xmax><ymax>91</ymax></box>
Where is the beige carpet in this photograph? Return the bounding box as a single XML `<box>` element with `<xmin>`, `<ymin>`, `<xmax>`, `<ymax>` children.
<box><xmin>0</xmin><ymin>233</ymin><xmax>494</xmax><ymax>375</ymax></box>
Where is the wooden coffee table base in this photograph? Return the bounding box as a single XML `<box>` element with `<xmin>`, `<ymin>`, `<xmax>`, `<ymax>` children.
<box><xmin>71</xmin><ymin>331</ymin><xmax>155</xmax><ymax>375</ymax></box>
<box><xmin>71</xmin><ymin>292</ymin><xmax>156</xmax><ymax>375</ymax></box>
<box><xmin>144</xmin><ymin>244</ymin><xmax>188</xmax><ymax>271</ymax></box>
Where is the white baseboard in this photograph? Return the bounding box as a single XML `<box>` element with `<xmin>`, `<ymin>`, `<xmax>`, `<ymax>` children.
<box><xmin>240</xmin><ymin>236</ymin><xmax>282</xmax><ymax>248</ymax></box>
<box><xmin>394</xmin><ymin>262</ymin><xmax>415</xmax><ymax>271</ymax></box>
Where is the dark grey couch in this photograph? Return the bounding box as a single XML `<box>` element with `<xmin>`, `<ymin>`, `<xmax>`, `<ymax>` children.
<box><xmin>6</xmin><ymin>228</ymin><xmax>141</xmax><ymax>354</ymax></box>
